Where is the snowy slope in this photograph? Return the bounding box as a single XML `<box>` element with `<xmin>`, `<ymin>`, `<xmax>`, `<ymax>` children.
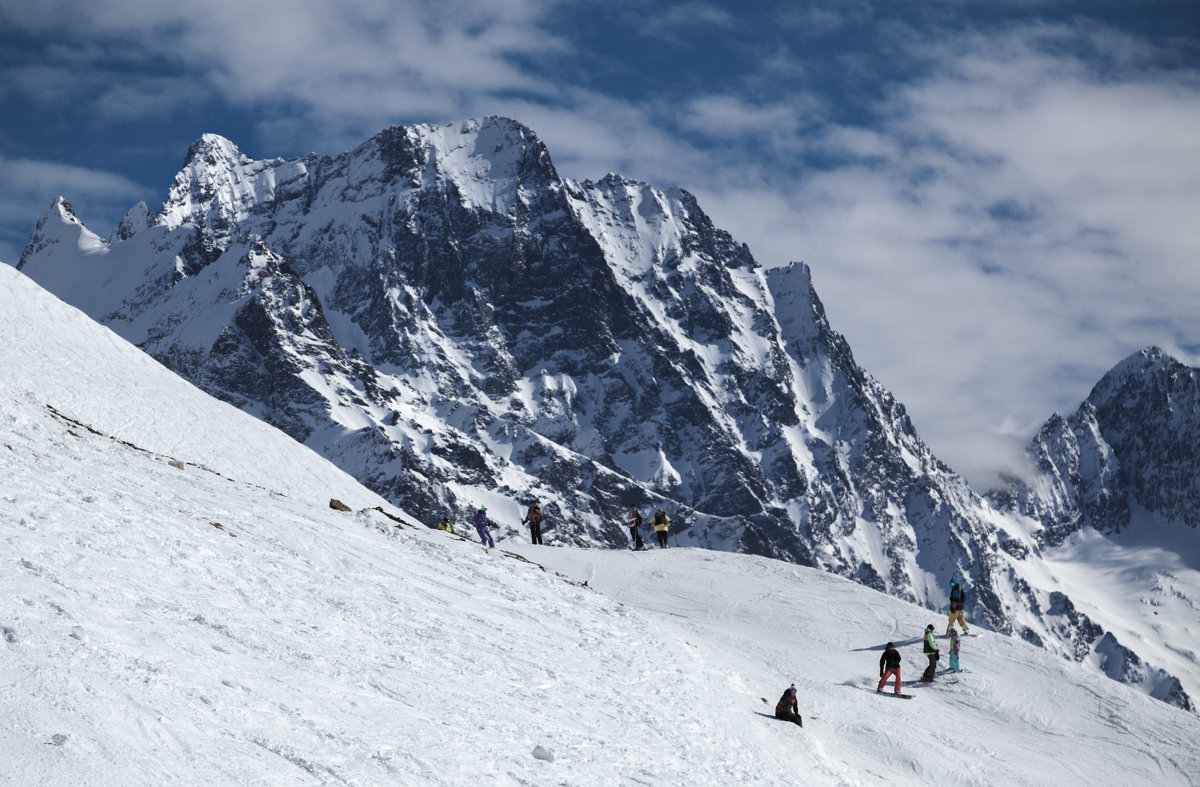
<box><xmin>4</xmin><ymin>265</ymin><xmax>1200</xmax><ymax>785</ymax></box>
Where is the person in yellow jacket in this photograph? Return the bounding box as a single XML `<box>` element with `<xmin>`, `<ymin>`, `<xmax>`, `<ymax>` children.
<box><xmin>651</xmin><ymin>507</ymin><xmax>671</xmax><ymax>548</ymax></box>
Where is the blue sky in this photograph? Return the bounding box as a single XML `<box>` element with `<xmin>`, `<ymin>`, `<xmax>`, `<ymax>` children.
<box><xmin>2</xmin><ymin>0</ymin><xmax>1198</xmax><ymax>486</ymax></box>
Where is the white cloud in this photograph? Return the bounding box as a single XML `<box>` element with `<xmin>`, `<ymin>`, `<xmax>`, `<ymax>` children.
<box><xmin>695</xmin><ymin>25</ymin><xmax>1200</xmax><ymax>486</ymax></box>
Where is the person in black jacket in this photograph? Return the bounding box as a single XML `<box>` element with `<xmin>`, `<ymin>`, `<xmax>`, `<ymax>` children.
<box><xmin>774</xmin><ymin>684</ymin><xmax>802</xmax><ymax>727</ymax></box>
<box><xmin>877</xmin><ymin>642</ymin><xmax>902</xmax><ymax>694</ymax></box>
<box><xmin>627</xmin><ymin>505</ymin><xmax>645</xmax><ymax>550</ymax></box>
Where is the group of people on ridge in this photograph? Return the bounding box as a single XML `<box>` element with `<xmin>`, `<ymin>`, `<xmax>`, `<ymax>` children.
<box><xmin>626</xmin><ymin>505</ymin><xmax>670</xmax><ymax>549</ymax></box>
<box><xmin>441</xmin><ymin>500</ymin><xmax>677</xmax><ymax>550</ymax></box>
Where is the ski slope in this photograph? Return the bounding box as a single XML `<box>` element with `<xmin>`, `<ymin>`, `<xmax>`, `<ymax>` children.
<box><xmin>3</xmin><ymin>263</ymin><xmax>1199</xmax><ymax>785</ymax></box>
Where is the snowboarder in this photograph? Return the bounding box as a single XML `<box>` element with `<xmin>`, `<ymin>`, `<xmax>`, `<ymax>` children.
<box><xmin>946</xmin><ymin>578</ymin><xmax>969</xmax><ymax>635</ymax></box>
<box><xmin>774</xmin><ymin>684</ymin><xmax>803</xmax><ymax>727</ymax></box>
<box><xmin>437</xmin><ymin>516</ymin><xmax>453</xmax><ymax>534</ymax></box>
<box><xmin>474</xmin><ymin>505</ymin><xmax>494</xmax><ymax>548</ymax></box>
<box><xmin>651</xmin><ymin>507</ymin><xmax>670</xmax><ymax>548</ymax></box>
<box><xmin>877</xmin><ymin>642</ymin><xmax>902</xmax><ymax>694</ymax></box>
<box><xmin>522</xmin><ymin>501</ymin><xmax>543</xmax><ymax>545</ymax></box>
<box><xmin>948</xmin><ymin>627</ymin><xmax>962</xmax><ymax>672</ymax></box>
<box><xmin>921</xmin><ymin>624</ymin><xmax>940</xmax><ymax>682</ymax></box>
<box><xmin>627</xmin><ymin>505</ymin><xmax>645</xmax><ymax>550</ymax></box>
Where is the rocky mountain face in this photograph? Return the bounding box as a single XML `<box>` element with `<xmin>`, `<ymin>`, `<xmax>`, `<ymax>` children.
<box><xmin>990</xmin><ymin>347</ymin><xmax>1200</xmax><ymax>544</ymax></box>
<box><xmin>14</xmin><ymin>118</ymin><xmax>1197</xmax><ymax>712</ymax></box>
<box><xmin>988</xmin><ymin>346</ymin><xmax>1200</xmax><ymax>711</ymax></box>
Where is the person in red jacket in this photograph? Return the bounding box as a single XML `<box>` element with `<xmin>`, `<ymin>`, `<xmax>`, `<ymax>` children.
<box><xmin>774</xmin><ymin>684</ymin><xmax>802</xmax><ymax>727</ymax></box>
<box><xmin>626</xmin><ymin>505</ymin><xmax>645</xmax><ymax>550</ymax></box>
<box><xmin>877</xmin><ymin>642</ymin><xmax>902</xmax><ymax>694</ymax></box>
<box><xmin>522</xmin><ymin>501</ymin><xmax>543</xmax><ymax>545</ymax></box>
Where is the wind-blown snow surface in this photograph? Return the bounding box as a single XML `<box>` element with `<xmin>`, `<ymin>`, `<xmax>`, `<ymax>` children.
<box><xmin>4</xmin><ymin>266</ymin><xmax>1200</xmax><ymax>784</ymax></box>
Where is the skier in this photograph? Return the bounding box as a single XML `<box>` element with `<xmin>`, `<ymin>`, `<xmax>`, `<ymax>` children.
<box><xmin>946</xmin><ymin>578</ymin><xmax>969</xmax><ymax>635</ymax></box>
<box><xmin>877</xmin><ymin>642</ymin><xmax>902</xmax><ymax>694</ymax></box>
<box><xmin>948</xmin><ymin>627</ymin><xmax>962</xmax><ymax>672</ymax></box>
<box><xmin>921</xmin><ymin>624</ymin><xmax>940</xmax><ymax>682</ymax></box>
<box><xmin>774</xmin><ymin>684</ymin><xmax>802</xmax><ymax>727</ymax></box>
<box><xmin>474</xmin><ymin>505</ymin><xmax>494</xmax><ymax>548</ymax></box>
<box><xmin>627</xmin><ymin>505</ymin><xmax>645</xmax><ymax>551</ymax></box>
<box><xmin>651</xmin><ymin>506</ymin><xmax>670</xmax><ymax>548</ymax></box>
<box><xmin>522</xmin><ymin>501</ymin><xmax>543</xmax><ymax>545</ymax></box>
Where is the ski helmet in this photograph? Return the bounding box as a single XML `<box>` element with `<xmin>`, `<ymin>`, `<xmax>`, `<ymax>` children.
<box><xmin>885</xmin><ymin>642</ymin><xmax>895</xmax><ymax>649</ymax></box>
<box><xmin>788</xmin><ymin>684</ymin><xmax>797</xmax><ymax>694</ymax></box>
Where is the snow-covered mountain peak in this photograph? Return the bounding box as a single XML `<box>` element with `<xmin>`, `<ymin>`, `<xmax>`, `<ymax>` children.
<box><xmin>17</xmin><ymin>197</ymin><xmax>107</xmax><ymax>271</ymax></box>
<box><xmin>183</xmin><ymin>132</ymin><xmax>253</xmax><ymax>169</ymax></box>
<box><xmin>402</xmin><ymin>116</ymin><xmax>559</xmax><ymax>212</ymax></box>
<box><xmin>110</xmin><ymin>200</ymin><xmax>151</xmax><ymax>242</ymax></box>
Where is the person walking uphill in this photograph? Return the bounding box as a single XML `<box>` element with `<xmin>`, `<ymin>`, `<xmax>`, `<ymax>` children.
<box><xmin>877</xmin><ymin>642</ymin><xmax>902</xmax><ymax>694</ymax></box>
<box><xmin>474</xmin><ymin>505</ymin><xmax>494</xmax><ymax>549</ymax></box>
<box><xmin>522</xmin><ymin>501</ymin><xmax>543</xmax><ymax>545</ymax></box>
<box><xmin>947</xmin><ymin>578</ymin><xmax>969</xmax><ymax>635</ymax></box>
<box><xmin>774</xmin><ymin>684</ymin><xmax>802</xmax><ymax>727</ymax></box>
<box><xmin>651</xmin><ymin>507</ymin><xmax>670</xmax><ymax>548</ymax></box>
<box><xmin>627</xmin><ymin>505</ymin><xmax>645</xmax><ymax>551</ymax></box>
<box><xmin>921</xmin><ymin>624</ymin><xmax>940</xmax><ymax>682</ymax></box>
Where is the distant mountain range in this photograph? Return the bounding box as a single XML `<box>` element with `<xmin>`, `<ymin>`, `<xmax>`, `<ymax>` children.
<box><xmin>14</xmin><ymin>117</ymin><xmax>1199</xmax><ymax>713</ymax></box>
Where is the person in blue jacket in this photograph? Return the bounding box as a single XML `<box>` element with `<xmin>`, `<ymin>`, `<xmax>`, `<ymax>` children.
<box><xmin>474</xmin><ymin>505</ymin><xmax>494</xmax><ymax>548</ymax></box>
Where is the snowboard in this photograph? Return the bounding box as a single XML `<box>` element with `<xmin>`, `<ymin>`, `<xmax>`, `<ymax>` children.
<box><xmin>862</xmin><ymin>687</ymin><xmax>914</xmax><ymax>699</ymax></box>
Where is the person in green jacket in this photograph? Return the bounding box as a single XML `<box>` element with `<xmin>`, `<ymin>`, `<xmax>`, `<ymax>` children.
<box><xmin>921</xmin><ymin>624</ymin><xmax>940</xmax><ymax>682</ymax></box>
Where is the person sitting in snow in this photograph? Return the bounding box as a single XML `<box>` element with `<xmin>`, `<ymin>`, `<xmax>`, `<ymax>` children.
<box><xmin>774</xmin><ymin>684</ymin><xmax>802</xmax><ymax>727</ymax></box>
<box><xmin>627</xmin><ymin>505</ymin><xmax>645</xmax><ymax>551</ymax></box>
<box><xmin>948</xmin><ymin>627</ymin><xmax>962</xmax><ymax>672</ymax></box>
<box><xmin>522</xmin><ymin>501</ymin><xmax>543</xmax><ymax>545</ymax></box>
<box><xmin>921</xmin><ymin>624</ymin><xmax>940</xmax><ymax>682</ymax></box>
<box><xmin>877</xmin><ymin>642</ymin><xmax>902</xmax><ymax>694</ymax></box>
<box><xmin>946</xmin><ymin>578</ymin><xmax>969</xmax><ymax>635</ymax></box>
<box><xmin>651</xmin><ymin>506</ymin><xmax>670</xmax><ymax>548</ymax></box>
<box><xmin>437</xmin><ymin>516</ymin><xmax>454</xmax><ymax>534</ymax></box>
<box><xmin>474</xmin><ymin>505</ymin><xmax>494</xmax><ymax>548</ymax></box>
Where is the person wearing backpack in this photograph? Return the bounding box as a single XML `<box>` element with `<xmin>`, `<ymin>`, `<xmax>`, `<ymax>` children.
<box><xmin>522</xmin><ymin>501</ymin><xmax>543</xmax><ymax>545</ymax></box>
<box><xmin>627</xmin><ymin>505</ymin><xmax>645</xmax><ymax>550</ymax></box>
<box><xmin>946</xmin><ymin>578</ymin><xmax>969</xmax><ymax>635</ymax></box>
<box><xmin>651</xmin><ymin>507</ymin><xmax>670</xmax><ymax>548</ymax></box>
